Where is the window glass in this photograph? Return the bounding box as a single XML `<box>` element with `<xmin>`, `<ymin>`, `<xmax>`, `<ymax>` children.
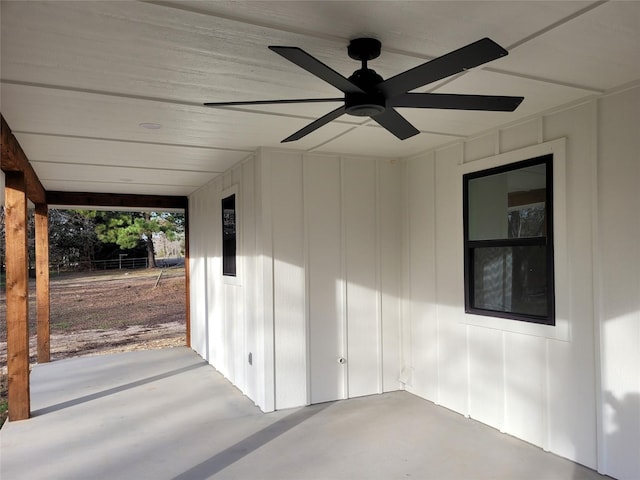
<box><xmin>468</xmin><ymin>163</ymin><xmax>546</xmax><ymax>241</ymax></box>
<box><xmin>464</xmin><ymin>155</ymin><xmax>554</xmax><ymax>325</ymax></box>
<box><xmin>222</xmin><ymin>194</ymin><xmax>236</xmax><ymax>276</ymax></box>
<box><xmin>472</xmin><ymin>245</ymin><xmax>548</xmax><ymax>317</ymax></box>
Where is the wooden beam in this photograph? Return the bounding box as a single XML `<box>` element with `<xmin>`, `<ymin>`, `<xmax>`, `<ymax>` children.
<box><xmin>35</xmin><ymin>203</ymin><xmax>51</xmax><ymax>363</ymax></box>
<box><xmin>1</xmin><ymin>114</ymin><xmax>46</xmax><ymax>204</ymax></box>
<box><xmin>5</xmin><ymin>172</ymin><xmax>31</xmax><ymax>421</ymax></box>
<box><xmin>46</xmin><ymin>191</ymin><xmax>188</xmax><ymax>210</ymax></box>
<box><xmin>184</xmin><ymin>204</ymin><xmax>191</xmax><ymax>347</ymax></box>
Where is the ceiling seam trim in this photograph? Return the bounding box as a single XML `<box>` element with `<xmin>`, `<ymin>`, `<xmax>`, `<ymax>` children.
<box><xmin>360</xmin><ymin>120</ymin><xmax>466</xmax><ymax>138</ymax></box>
<box><xmin>30</xmin><ymin>160</ymin><xmax>224</xmax><ymax>175</ymax></box>
<box><xmin>479</xmin><ymin>68</ymin><xmax>604</xmax><ymax>94</ymax></box>
<box><xmin>11</xmin><ymin>131</ymin><xmax>254</xmax><ymax>153</ymax></box>
<box><xmin>202</xmin><ymin>105</ymin><xmax>359</xmax><ymax>124</ymax></box>
<box><xmin>41</xmin><ymin>178</ymin><xmax>202</xmax><ymax>188</ymax></box>
<box><xmin>1</xmin><ymin>79</ymin><xmax>359</xmax><ymax>124</ymax></box>
<box><xmin>1</xmin><ymin>79</ymin><xmax>203</xmax><ymax>108</ymax></box>
<box><xmin>424</xmin><ymin>65</ymin><xmax>604</xmax><ymax>95</ymax></box>
<box><xmin>306</xmin><ymin>127</ymin><xmax>361</xmax><ymax>152</ymax></box>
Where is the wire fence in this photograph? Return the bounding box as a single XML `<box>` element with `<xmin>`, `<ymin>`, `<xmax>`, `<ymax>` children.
<box><xmin>92</xmin><ymin>257</ymin><xmax>150</xmax><ymax>270</ymax></box>
<box><xmin>47</xmin><ymin>257</ymin><xmax>185</xmax><ymax>275</ymax></box>
<box><xmin>48</xmin><ymin>257</ymin><xmax>148</xmax><ymax>274</ymax></box>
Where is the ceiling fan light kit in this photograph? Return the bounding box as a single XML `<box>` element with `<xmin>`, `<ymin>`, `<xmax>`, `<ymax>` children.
<box><xmin>204</xmin><ymin>37</ymin><xmax>524</xmax><ymax>142</ymax></box>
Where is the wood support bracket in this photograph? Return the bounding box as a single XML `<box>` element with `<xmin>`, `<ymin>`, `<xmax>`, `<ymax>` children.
<box><xmin>1</xmin><ymin>114</ymin><xmax>46</xmax><ymax>204</ymax></box>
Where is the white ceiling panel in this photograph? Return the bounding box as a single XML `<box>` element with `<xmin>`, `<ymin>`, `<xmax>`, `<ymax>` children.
<box><xmin>14</xmin><ymin>134</ymin><xmax>249</xmax><ymax>173</ymax></box>
<box><xmin>315</xmin><ymin>123</ymin><xmax>457</xmax><ymax>158</ymax></box>
<box><xmin>32</xmin><ymin>161</ymin><xmax>211</xmax><ymax>189</ymax></box>
<box><xmin>401</xmin><ymin>69</ymin><xmax>597</xmax><ymax>136</ymax></box>
<box><xmin>496</xmin><ymin>1</ymin><xmax>640</xmax><ymax>90</ymax></box>
<box><xmin>0</xmin><ymin>83</ymin><xmax>350</xmax><ymax>151</ymax></box>
<box><xmin>166</xmin><ymin>1</ymin><xmax>595</xmax><ymax>56</ymax></box>
<box><xmin>1</xmin><ymin>0</ymin><xmax>639</xmax><ymax>198</ymax></box>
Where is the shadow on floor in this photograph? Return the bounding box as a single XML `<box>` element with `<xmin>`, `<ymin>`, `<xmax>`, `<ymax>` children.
<box><xmin>173</xmin><ymin>402</ymin><xmax>332</xmax><ymax>479</ymax></box>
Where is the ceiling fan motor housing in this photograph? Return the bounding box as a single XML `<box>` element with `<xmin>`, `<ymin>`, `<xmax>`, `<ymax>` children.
<box><xmin>345</xmin><ymin>91</ymin><xmax>386</xmax><ymax>116</ymax></box>
<box><xmin>345</xmin><ymin>67</ymin><xmax>386</xmax><ymax>116</ymax></box>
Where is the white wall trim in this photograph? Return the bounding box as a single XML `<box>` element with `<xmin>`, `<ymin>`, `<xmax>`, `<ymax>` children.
<box><xmin>458</xmin><ymin>138</ymin><xmax>570</xmax><ymax>341</ymax></box>
<box><xmin>590</xmin><ymin>97</ymin><xmax>607</xmax><ymax>474</ymax></box>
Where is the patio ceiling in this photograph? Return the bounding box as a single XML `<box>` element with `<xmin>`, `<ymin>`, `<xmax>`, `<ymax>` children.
<box><xmin>1</xmin><ymin>1</ymin><xmax>639</xmax><ymax>197</ymax></box>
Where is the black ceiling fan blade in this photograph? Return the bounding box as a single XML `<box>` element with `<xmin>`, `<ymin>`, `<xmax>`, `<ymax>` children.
<box><xmin>282</xmin><ymin>106</ymin><xmax>346</xmax><ymax>143</ymax></box>
<box><xmin>204</xmin><ymin>98</ymin><xmax>343</xmax><ymax>107</ymax></box>
<box><xmin>378</xmin><ymin>38</ymin><xmax>509</xmax><ymax>98</ymax></box>
<box><xmin>269</xmin><ymin>46</ymin><xmax>364</xmax><ymax>94</ymax></box>
<box><xmin>371</xmin><ymin>108</ymin><xmax>420</xmax><ymax>140</ymax></box>
<box><xmin>388</xmin><ymin>93</ymin><xmax>524</xmax><ymax>111</ymax></box>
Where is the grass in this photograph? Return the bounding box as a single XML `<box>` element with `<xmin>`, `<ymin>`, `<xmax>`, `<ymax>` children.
<box><xmin>55</xmin><ymin>321</ymin><xmax>72</xmax><ymax>331</ymax></box>
<box><xmin>0</xmin><ymin>374</ymin><xmax>7</xmax><ymax>428</ymax></box>
<box><xmin>0</xmin><ymin>401</ymin><xmax>7</xmax><ymax>427</ymax></box>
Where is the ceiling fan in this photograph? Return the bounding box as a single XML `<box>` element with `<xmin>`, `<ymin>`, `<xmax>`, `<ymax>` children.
<box><xmin>204</xmin><ymin>37</ymin><xmax>523</xmax><ymax>142</ymax></box>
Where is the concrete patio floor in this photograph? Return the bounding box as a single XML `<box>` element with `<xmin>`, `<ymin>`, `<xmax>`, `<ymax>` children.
<box><xmin>0</xmin><ymin>347</ymin><xmax>609</xmax><ymax>480</ymax></box>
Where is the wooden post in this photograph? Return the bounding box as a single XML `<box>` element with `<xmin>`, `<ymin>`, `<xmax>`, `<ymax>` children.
<box><xmin>35</xmin><ymin>203</ymin><xmax>51</xmax><ymax>363</ymax></box>
<box><xmin>5</xmin><ymin>171</ymin><xmax>31</xmax><ymax>421</ymax></box>
<box><xmin>184</xmin><ymin>205</ymin><xmax>191</xmax><ymax>347</ymax></box>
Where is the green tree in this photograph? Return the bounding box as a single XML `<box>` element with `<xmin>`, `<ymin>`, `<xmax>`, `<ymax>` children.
<box><xmin>90</xmin><ymin>211</ymin><xmax>184</xmax><ymax>268</ymax></box>
<box><xmin>48</xmin><ymin>209</ymin><xmax>99</xmax><ymax>269</ymax></box>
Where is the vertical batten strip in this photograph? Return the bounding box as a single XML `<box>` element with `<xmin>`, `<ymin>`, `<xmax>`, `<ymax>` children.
<box><xmin>35</xmin><ymin>203</ymin><xmax>50</xmax><ymax>363</ymax></box>
<box><xmin>544</xmin><ymin>338</ymin><xmax>551</xmax><ymax>451</ymax></box>
<box><xmin>339</xmin><ymin>156</ymin><xmax>349</xmax><ymax>399</ymax></box>
<box><xmin>184</xmin><ymin>204</ymin><xmax>191</xmax><ymax>348</ymax></box>
<box><xmin>302</xmin><ymin>153</ymin><xmax>312</xmax><ymax>405</ymax></box>
<box><xmin>501</xmin><ymin>331</ymin><xmax>507</xmax><ymax>433</ymax></box>
<box><xmin>400</xmin><ymin>159</ymin><xmax>409</xmax><ymax>386</ymax></box>
<box><xmin>431</xmin><ymin>153</ymin><xmax>440</xmax><ymax>404</ymax></box>
<box><xmin>465</xmin><ymin>324</ymin><xmax>471</xmax><ymax>417</ymax></box>
<box><xmin>5</xmin><ymin>171</ymin><xmax>30</xmax><ymax>421</ymax></box>
<box><xmin>375</xmin><ymin>159</ymin><xmax>383</xmax><ymax>393</ymax></box>
<box><xmin>589</xmin><ymin>98</ymin><xmax>606</xmax><ymax>474</ymax></box>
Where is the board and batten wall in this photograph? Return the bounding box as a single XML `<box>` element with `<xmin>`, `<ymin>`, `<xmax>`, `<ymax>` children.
<box><xmin>188</xmin><ymin>85</ymin><xmax>638</xmax><ymax>478</ymax></box>
<box><xmin>189</xmin><ymin>149</ymin><xmax>403</xmax><ymax>412</ymax></box>
<box><xmin>262</xmin><ymin>149</ymin><xmax>403</xmax><ymax>409</ymax></box>
<box><xmin>403</xmin><ymin>84</ymin><xmax>639</xmax><ymax>479</ymax></box>
<box><xmin>188</xmin><ymin>155</ymin><xmax>270</xmax><ymax>409</ymax></box>
<box><xmin>597</xmin><ymin>85</ymin><xmax>639</xmax><ymax>480</ymax></box>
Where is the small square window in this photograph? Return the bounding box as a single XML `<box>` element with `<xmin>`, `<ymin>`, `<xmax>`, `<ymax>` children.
<box><xmin>463</xmin><ymin>155</ymin><xmax>555</xmax><ymax>325</ymax></box>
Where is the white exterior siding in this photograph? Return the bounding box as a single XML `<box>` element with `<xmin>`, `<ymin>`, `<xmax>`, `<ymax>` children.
<box><xmin>403</xmin><ymin>85</ymin><xmax>639</xmax><ymax>478</ymax></box>
<box><xmin>188</xmin><ymin>84</ymin><xmax>639</xmax><ymax>479</ymax></box>
<box><xmin>188</xmin><ymin>150</ymin><xmax>403</xmax><ymax>412</ymax></box>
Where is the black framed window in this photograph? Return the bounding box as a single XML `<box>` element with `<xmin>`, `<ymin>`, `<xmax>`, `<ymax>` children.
<box><xmin>463</xmin><ymin>154</ymin><xmax>555</xmax><ymax>325</ymax></box>
<box><xmin>221</xmin><ymin>193</ymin><xmax>237</xmax><ymax>277</ymax></box>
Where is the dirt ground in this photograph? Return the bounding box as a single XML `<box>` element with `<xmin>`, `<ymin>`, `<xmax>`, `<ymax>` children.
<box><xmin>0</xmin><ymin>267</ymin><xmax>186</xmax><ymax>426</ymax></box>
